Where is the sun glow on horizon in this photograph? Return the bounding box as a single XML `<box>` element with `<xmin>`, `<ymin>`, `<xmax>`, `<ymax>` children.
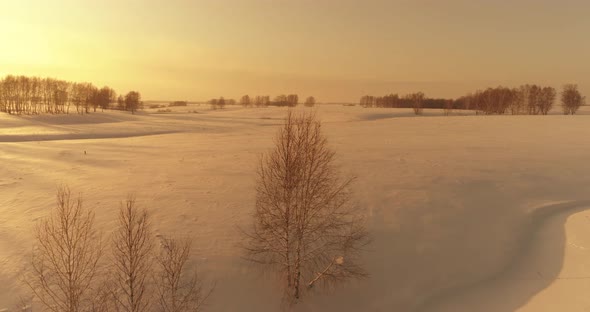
<box><xmin>2</xmin><ymin>0</ymin><xmax>589</xmax><ymax>102</ymax></box>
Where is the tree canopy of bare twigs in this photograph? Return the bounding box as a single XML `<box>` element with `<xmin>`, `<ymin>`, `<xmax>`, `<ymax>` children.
<box><xmin>244</xmin><ymin>111</ymin><xmax>369</xmax><ymax>304</ymax></box>
<box><xmin>155</xmin><ymin>237</ymin><xmax>213</xmax><ymax>312</ymax></box>
<box><xmin>26</xmin><ymin>186</ymin><xmax>103</xmax><ymax>312</ymax></box>
<box><xmin>240</xmin><ymin>95</ymin><xmax>251</xmax><ymax>107</ymax></box>
<box><xmin>561</xmin><ymin>84</ymin><xmax>585</xmax><ymax>115</ymax></box>
<box><xmin>124</xmin><ymin>91</ymin><xmax>142</xmax><ymax>114</ymax></box>
<box><xmin>304</xmin><ymin>96</ymin><xmax>316</xmax><ymax>107</ymax></box>
<box><xmin>111</xmin><ymin>197</ymin><xmax>154</xmax><ymax>312</ymax></box>
<box><xmin>0</xmin><ymin>74</ymin><xmax>134</xmax><ymax>115</ymax></box>
<box><xmin>407</xmin><ymin>92</ymin><xmax>425</xmax><ymax>115</ymax></box>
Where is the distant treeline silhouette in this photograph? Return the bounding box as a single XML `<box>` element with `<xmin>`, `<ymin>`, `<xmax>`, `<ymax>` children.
<box><xmin>0</xmin><ymin>75</ymin><xmax>143</xmax><ymax>115</ymax></box>
<box><xmin>360</xmin><ymin>84</ymin><xmax>585</xmax><ymax>115</ymax></box>
<box><xmin>208</xmin><ymin>94</ymin><xmax>316</xmax><ymax>109</ymax></box>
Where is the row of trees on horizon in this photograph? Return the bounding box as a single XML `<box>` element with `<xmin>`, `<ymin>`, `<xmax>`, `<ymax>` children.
<box><xmin>2</xmin><ymin>74</ymin><xmax>584</xmax><ymax>116</ymax></box>
<box><xmin>359</xmin><ymin>84</ymin><xmax>586</xmax><ymax>115</ymax></box>
<box><xmin>208</xmin><ymin>94</ymin><xmax>316</xmax><ymax>109</ymax></box>
<box><xmin>0</xmin><ymin>75</ymin><xmax>143</xmax><ymax>115</ymax></box>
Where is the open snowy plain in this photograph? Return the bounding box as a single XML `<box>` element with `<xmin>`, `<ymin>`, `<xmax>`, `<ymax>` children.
<box><xmin>1</xmin><ymin>105</ymin><xmax>590</xmax><ymax>311</ymax></box>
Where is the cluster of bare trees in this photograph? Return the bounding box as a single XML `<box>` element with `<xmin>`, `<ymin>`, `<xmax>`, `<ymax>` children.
<box><xmin>237</xmin><ymin>94</ymin><xmax>300</xmax><ymax>107</ymax></box>
<box><xmin>241</xmin><ymin>94</ymin><xmax>302</xmax><ymax>107</ymax></box>
<box><xmin>0</xmin><ymin>75</ymin><xmax>142</xmax><ymax>115</ymax></box>
<box><xmin>456</xmin><ymin>84</ymin><xmax>587</xmax><ymax>115</ymax></box>
<box><xmin>360</xmin><ymin>92</ymin><xmax>445</xmax><ymax>114</ymax></box>
<box><xmin>26</xmin><ymin>187</ymin><xmax>211</xmax><ymax>312</ymax></box>
<box><xmin>360</xmin><ymin>84</ymin><xmax>585</xmax><ymax>116</ymax></box>
<box><xmin>24</xmin><ymin>111</ymin><xmax>367</xmax><ymax>310</ymax></box>
<box><xmin>212</xmin><ymin>94</ymin><xmax>316</xmax><ymax>109</ymax></box>
<box><xmin>209</xmin><ymin>97</ymin><xmax>236</xmax><ymax>110</ymax></box>
<box><xmin>244</xmin><ymin>111</ymin><xmax>369</xmax><ymax>304</ymax></box>
<box><xmin>360</xmin><ymin>92</ymin><xmax>428</xmax><ymax>115</ymax></box>
<box><xmin>239</xmin><ymin>95</ymin><xmax>272</xmax><ymax>107</ymax></box>
<box><xmin>270</xmin><ymin>94</ymin><xmax>299</xmax><ymax>107</ymax></box>
<box><xmin>456</xmin><ymin>85</ymin><xmax>557</xmax><ymax>115</ymax></box>
<box><xmin>561</xmin><ymin>84</ymin><xmax>585</xmax><ymax>114</ymax></box>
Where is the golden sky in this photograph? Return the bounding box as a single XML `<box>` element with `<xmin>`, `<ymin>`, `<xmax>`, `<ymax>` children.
<box><xmin>1</xmin><ymin>0</ymin><xmax>589</xmax><ymax>102</ymax></box>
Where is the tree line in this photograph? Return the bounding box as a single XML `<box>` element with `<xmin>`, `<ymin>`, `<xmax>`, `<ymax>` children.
<box><xmin>456</xmin><ymin>84</ymin><xmax>585</xmax><ymax>115</ymax></box>
<box><xmin>0</xmin><ymin>75</ymin><xmax>143</xmax><ymax>115</ymax></box>
<box><xmin>208</xmin><ymin>94</ymin><xmax>316</xmax><ymax>109</ymax></box>
<box><xmin>360</xmin><ymin>84</ymin><xmax>586</xmax><ymax>115</ymax></box>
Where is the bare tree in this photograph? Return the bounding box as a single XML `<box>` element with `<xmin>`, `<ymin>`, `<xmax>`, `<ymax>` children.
<box><xmin>125</xmin><ymin>91</ymin><xmax>142</xmax><ymax>114</ymax></box>
<box><xmin>155</xmin><ymin>237</ymin><xmax>213</xmax><ymax>312</ymax></box>
<box><xmin>407</xmin><ymin>92</ymin><xmax>425</xmax><ymax>115</ymax></box>
<box><xmin>561</xmin><ymin>84</ymin><xmax>585</xmax><ymax>115</ymax></box>
<box><xmin>272</xmin><ymin>95</ymin><xmax>288</xmax><ymax>107</ymax></box>
<box><xmin>240</xmin><ymin>95</ymin><xmax>251</xmax><ymax>107</ymax></box>
<box><xmin>98</xmin><ymin>86</ymin><xmax>116</xmax><ymax>111</ymax></box>
<box><xmin>538</xmin><ymin>86</ymin><xmax>556</xmax><ymax>115</ymax></box>
<box><xmin>111</xmin><ymin>197</ymin><xmax>154</xmax><ymax>312</ymax></box>
<box><xmin>89</xmin><ymin>282</ymin><xmax>114</xmax><ymax>312</ymax></box>
<box><xmin>26</xmin><ymin>186</ymin><xmax>103</xmax><ymax>312</ymax></box>
<box><xmin>244</xmin><ymin>111</ymin><xmax>369</xmax><ymax>304</ymax></box>
<box><xmin>287</xmin><ymin>94</ymin><xmax>299</xmax><ymax>107</ymax></box>
<box><xmin>304</xmin><ymin>96</ymin><xmax>316</xmax><ymax>107</ymax></box>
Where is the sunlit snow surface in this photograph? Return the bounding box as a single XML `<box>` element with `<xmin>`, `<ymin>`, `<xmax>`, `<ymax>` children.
<box><xmin>1</xmin><ymin>105</ymin><xmax>590</xmax><ymax>311</ymax></box>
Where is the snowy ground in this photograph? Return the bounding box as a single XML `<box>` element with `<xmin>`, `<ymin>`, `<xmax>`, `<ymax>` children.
<box><xmin>1</xmin><ymin>105</ymin><xmax>590</xmax><ymax>311</ymax></box>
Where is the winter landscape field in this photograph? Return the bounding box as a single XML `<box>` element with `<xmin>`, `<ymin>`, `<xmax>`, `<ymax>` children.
<box><xmin>2</xmin><ymin>104</ymin><xmax>590</xmax><ymax>311</ymax></box>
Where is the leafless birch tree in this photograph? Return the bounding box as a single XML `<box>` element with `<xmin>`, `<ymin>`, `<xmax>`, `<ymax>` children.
<box><xmin>244</xmin><ymin>111</ymin><xmax>369</xmax><ymax>304</ymax></box>
<box><xmin>154</xmin><ymin>237</ymin><xmax>213</xmax><ymax>312</ymax></box>
<box><xmin>111</xmin><ymin>197</ymin><xmax>154</xmax><ymax>312</ymax></box>
<box><xmin>26</xmin><ymin>186</ymin><xmax>103</xmax><ymax>312</ymax></box>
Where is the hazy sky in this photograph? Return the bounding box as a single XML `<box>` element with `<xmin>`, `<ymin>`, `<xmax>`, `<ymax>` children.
<box><xmin>1</xmin><ymin>0</ymin><xmax>589</xmax><ymax>102</ymax></box>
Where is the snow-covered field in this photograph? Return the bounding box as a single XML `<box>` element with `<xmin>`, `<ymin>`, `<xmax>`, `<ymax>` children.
<box><xmin>1</xmin><ymin>105</ymin><xmax>590</xmax><ymax>311</ymax></box>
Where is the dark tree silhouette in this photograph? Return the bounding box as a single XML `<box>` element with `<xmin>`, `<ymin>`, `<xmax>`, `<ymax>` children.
<box><xmin>561</xmin><ymin>84</ymin><xmax>585</xmax><ymax>115</ymax></box>
<box><xmin>125</xmin><ymin>91</ymin><xmax>142</xmax><ymax>114</ymax></box>
<box><xmin>304</xmin><ymin>96</ymin><xmax>316</xmax><ymax>107</ymax></box>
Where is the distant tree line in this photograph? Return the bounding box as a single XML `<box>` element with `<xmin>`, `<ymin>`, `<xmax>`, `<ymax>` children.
<box><xmin>360</xmin><ymin>92</ymin><xmax>429</xmax><ymax>115</ymax></box>
<box><xmin>268</xmin><ymin>94</ymin><xmax>299</xmax><ymax>107</ymax></box>
<box><xmin>208</xmin><ymin>94</ymin><xmax>317</xmax><ymax>109</ymax></box>
<box><xmin>239</xmin><ymin>95</ymin><xmax>271</xmax><ymax>108</ymax></box>
<box><xmin>169</xmin><ymin>100</ymin><xmax>188</xmax><ymax>107</ymax></box>
<box><xmin>360</xmin><ymin>84</ymin><xmax>585</xmax><ymax>115</ymax></box>
<box><xmin>456</xmin><ymin>84</ymin><xmax>585</xmax><ymax>115</ymax></box>
<box><xmin>0</xmin><ymin>75</ymin><xmax>143</xmax><ymax>115</ymax></box>
<box><xmin>208</xmin><ymin>97</ymin><xmax>235</xmax><ymax>110</ymax></box>
<box><xmin>456</xmin><ymin>85</ymin><xmax>555</xmax><ymax>115</ymax></box>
